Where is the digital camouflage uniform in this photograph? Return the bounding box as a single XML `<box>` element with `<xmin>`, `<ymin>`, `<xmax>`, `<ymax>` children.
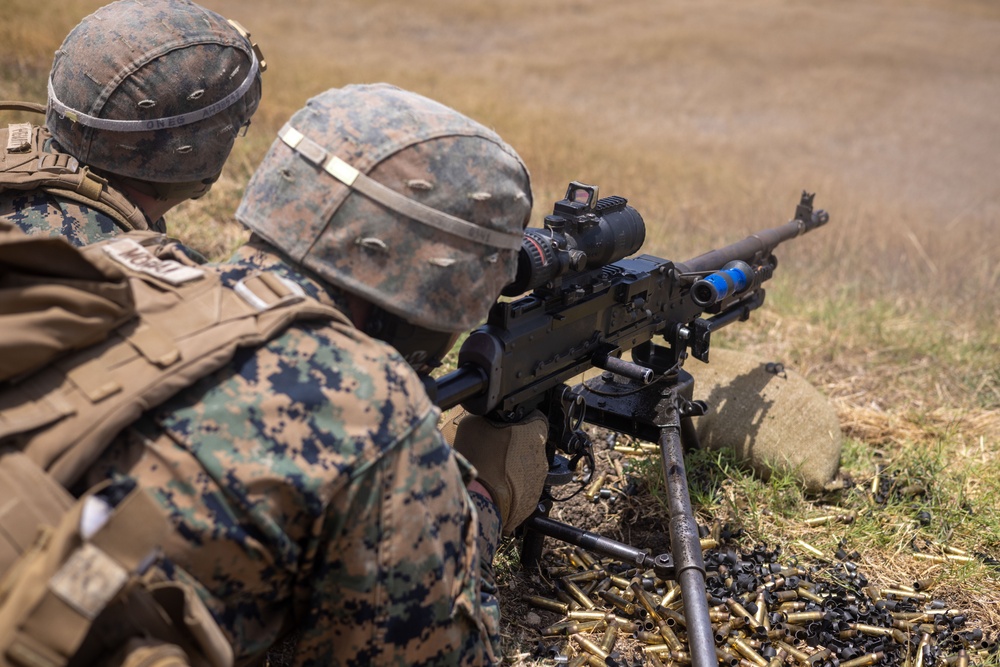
<box><xmin>0</xmin><ymin>178</ymin><xmax>160</xmax><ymax>246</ymax></box>
<box><xmin>0</xmin><ymin>0</ymin><xmax>262</xmax><ymax>245</ymax></box>
<box><xmin>79</xmin><ymin>84</ymin><xmax>536</xmax><ymax>666</ymax></box>
<box><xmin>84</xmin><ymin>244</ymin><xmax>504</xmax><ymax>667</ymax></box>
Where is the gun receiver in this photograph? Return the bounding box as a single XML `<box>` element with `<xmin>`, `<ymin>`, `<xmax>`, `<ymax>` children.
<box><xmin>432</xmin><ymin>183</ymin><xmax>829</xmax><ymax>667</ymax></box>
<box><xmin>434</xmin><ymin>184</ymin><xmax>828</xmax><ymax>416</ymax></box>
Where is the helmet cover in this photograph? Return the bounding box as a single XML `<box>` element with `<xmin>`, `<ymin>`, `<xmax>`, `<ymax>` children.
<box><xmin>47</xmin><ymin>0</ymin><xmax>263</xmax><ymax>183</ymax></box>
<box><xmin>237</xmin><ymin>84</ymin><xmax>532</xmax><ymax>332</ymax></box>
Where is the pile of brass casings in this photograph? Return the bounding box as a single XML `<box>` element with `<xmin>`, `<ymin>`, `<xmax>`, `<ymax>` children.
<box><xmin>524</xmin><ymin>533</ymin><xmax>996</xmax><ymax>667</ymax></box>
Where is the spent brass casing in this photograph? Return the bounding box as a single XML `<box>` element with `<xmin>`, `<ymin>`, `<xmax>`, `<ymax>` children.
<box><xmin>892</xmin><ymin>619</ymin><xmax>916</xmax><ymax>632</ymax></box>
<box><xmin>754</xmin><ymin>596</ymin><xmax>769</xmax><ymax>630</ymax></box>
<box><xmin>659</xmin><ymin>607</ymin><xmax>686</xmax><ymax>627</ymax></box>
<box><xmin>563</xmin><ymin>580</ymin><xmax>596</xmax><ymax>610</ymax></box>
<box><xmin>955</xmin><ymin>648</ymin><xmax>969</xmax><ymax>667</ymax></box>
<box><xmin>785</xmin><ymin>611</ymin><xmax>826</xmax><ymax>624</ymax></box>
<box><xmin>541</xmin><ymin>620</ymin><xmax>581</xmax><ymax>636</ymax></box>
<box><xmin>892</xmin><ymin>611</ymin><xmax>933</xmax><ymax>622</ymax></box>
<box><xmin>643</xmin><ymin>644</ymin><xmax>691</xmax><ymax>662</ymax></box>
<box><xmin>563</xmin><ymin>568</ymin><xmax>607</xmax><ymax>583</ymax></box>
<box><xmin>914</xmin><ymin>633</ymin><xmax>932</xmax><ymax>667</ymax></box>
<box><xmin>600</xmin><ymin>618</ymin><xmax>620</xmax><ymax>654</ymax></box>
<box><xmin>913</xmin><ymin>553</ymin><xmax>974</xmax><ymax>563</ymax></box>
<box><xmin>659</xmin><ymin>585</ymin><xmax>680</xmax><ymax>609</ymax></box>
<box><xmin>657</xmin><ymin>621</ymin><xmax>684</xmax><ymax>653</ymax></box>
<box><xmin>646</xmin><ymin>651</ymin><xmax>669</xmax><ymax>667</ymax></box>
<box><xmin>600</xmin><ymin>590</ymin><xmax>637</xmax><ymax>616</ymax></box>
<box><xmin>635</xmin><ymin>630</ymin><xmax>664</xmax><ymax>645</ymax></box>
<box><xmin>522</xmin><ymin>595</ymin><xmax>569</xmax><ymax>615</ymax></box>
<box><xmin>882</xmin><ymin>588</ymin><xmax>931</xmax><ymax>601</ymax></box>
<box><xmin>611</xmin><ymin>457</ymin><xmax>626</xmax><ymax>484</ymax></box>
<box><xmin>729</xmin><ymin>638</ymin><xmax>769</xmax><ymax>667</ymax></box>
<box><xmin>717</xmin><ymin>646</ymin><xmax>741</xmax><ymax>667</ymax></box>
<box><xmin>851</xmin><ymin>623</ymin><xmax>894</xmax><ymax>638</ymax></box>
<box><xmin>774</xmin><ymin>640</ymin><xmax>811</xmax><ymax>664</ymax></box>
<box><xmin>573</xmin><ymin>547</ymin><xmax>598</xmax><ymax>569</ymax></box>
<box><xmin>567</xmin><ymin>610</ymin><xmax>610</xmax><ymax>622</ymax></box>
<box><xmin>777</xmin><ymin>601</ymin><xmax>807</xmax><ymax>613</ymax></box>
<box><xmin>709</xmin><ymin>608</ymin><xmax>731</xmax><ymax>623</ymax></box>
<box><xmin>631</xmin><ymin>582</ymin><xmax>663</xmax><ymax>622</ymax></box>
<box><xmin>773</xmin><ymin>589</ymin><xmax>799</xmax><ymax>602</ymax></box>
<box><xmin>807</xmin><ymin>648</ymin><xmax>833</xmax><ymax>666</ymax></box>
<box><xmin>794</xmin><ymin>540</ymin><xmax>829</xmax><ymax>561</ymax></box>
<box><xmin>804</xmin><ymin>513</ymin><xmax>856</xmax><ymax>526</ymax></box>
<box><xmin>767</xmin><ymin>648</ymin><xmax>789</xmax><ymax>667</ymax></box>
<box><xmin>796</xmin><ymin>586</ymin><xmax>825</xmax><ymax>604</ymax></box>
<box><xmin>571</xmin><ymin>633</ymin><xmax>608</xmax><ymax>660</ymax></box>
<box><xmin>608</xmin><ymin>574</ymin><xmax>633</xmax><ymax>593</ymax></box>
<box><xmin>726</xmin><ymin>598</ymin><xmax>760</xmax><ymax>629</ymax></box>
<box><xmin>715</xmin><ymin>621</ymin><xmax>733</xmax><ymax>642</ymax></box>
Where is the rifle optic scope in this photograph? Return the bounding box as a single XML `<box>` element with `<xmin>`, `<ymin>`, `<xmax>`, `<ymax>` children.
<box><xmin>501</xmin><ymin>181</ymin><xmax>645</xmax><ymax>296</ymax></box>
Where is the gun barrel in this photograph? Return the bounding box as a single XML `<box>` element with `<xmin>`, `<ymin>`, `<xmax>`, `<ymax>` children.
<box><xmin>676</xmin><ymin>206</ymin><xmax>828</xmax><ymax>276</ymax></box>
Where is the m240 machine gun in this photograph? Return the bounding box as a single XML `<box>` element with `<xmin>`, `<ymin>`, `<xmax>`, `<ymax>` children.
<box><xmin>431</xmin><ymin>182</ymin><xmax>829</xmax><ymax>667</ymax></box>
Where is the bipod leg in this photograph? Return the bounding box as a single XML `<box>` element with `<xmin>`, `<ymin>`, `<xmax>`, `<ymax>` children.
<box><xmin>522</xmin><ymin>515</ymin><xmax>671</xmax><ymax>574</ymax></box>
<box><xmin>660</xmin><ymin>407</ymin><xmax>716</xmax><ymax>667</ymax></box>
<box><xmin>520</xmin><ymin>514</ymin><xmax>546</xmax><ymax>571</ymax></box>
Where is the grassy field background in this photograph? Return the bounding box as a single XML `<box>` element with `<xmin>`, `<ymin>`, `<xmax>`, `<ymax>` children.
<box><xmin>2</xmin><ymin>0</ymin><xmax>998</xmax><ymax>661</ymax></box>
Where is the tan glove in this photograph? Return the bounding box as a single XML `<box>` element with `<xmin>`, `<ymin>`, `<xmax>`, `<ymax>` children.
<box><xmin>452</xmin><ymin>410</ymin><xmax>549</xmax><ymax>535</ymax></box>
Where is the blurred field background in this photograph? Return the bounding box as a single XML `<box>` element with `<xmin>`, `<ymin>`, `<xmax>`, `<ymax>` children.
<box><xmin>2</xmin><ymin>0</ymin><xmax>998</xmax><ymax>660</ymax></box>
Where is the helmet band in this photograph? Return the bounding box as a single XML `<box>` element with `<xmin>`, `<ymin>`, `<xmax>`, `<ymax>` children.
<box><xmin>278</xmin><ymin>123</ymin><xmax>525</xmax><ymax>252</ymax></box>
<box><xmin>46</xmin><ymin>49</ymin><xmax>260</xmax><ymax>133</ymax></box>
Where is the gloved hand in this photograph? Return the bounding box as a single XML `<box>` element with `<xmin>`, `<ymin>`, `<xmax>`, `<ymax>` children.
<box><xmin>451</xmin><ymin>410</ymin><xmax>549</xmax><ymax>535</ymax></box>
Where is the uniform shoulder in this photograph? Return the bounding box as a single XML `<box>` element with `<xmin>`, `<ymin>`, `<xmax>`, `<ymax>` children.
<box><xmin>0</xmin><ymin>190</ymin><xmax>122</xmax><ymax>245</ymax></box>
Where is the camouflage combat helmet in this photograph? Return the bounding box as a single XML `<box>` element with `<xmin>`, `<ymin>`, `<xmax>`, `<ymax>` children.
<box><xmin>47</xmin><ymin>0</ymin><xmax>264</xmax><ymax>196</ymax></box>
<box><xmin>237</xmin><ymin>84</ymin><xmax>532</xmax><ymax>334</ymax></box>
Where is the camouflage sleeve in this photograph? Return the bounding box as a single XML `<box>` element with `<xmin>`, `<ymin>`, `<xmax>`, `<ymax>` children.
<box><xmin>88</xmin><ymin>318</ymin><xmax>504</xmax><ymax>666</ymax></box>
<box><xmin>468</xmin><ymin>489</ymin><xmax>503</xmax><ymax>654</ymax></box>
<box><xmin>0</xmin><ymin>191</ymin><xmax>126</xmax><ymax>245</ymax></box>
<box><xmin>290</xmin><ymin>410</ymin><xmax>502</xmax><ymax>667</ymax></box>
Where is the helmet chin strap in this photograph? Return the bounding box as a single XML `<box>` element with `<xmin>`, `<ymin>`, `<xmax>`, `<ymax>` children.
<box><xmin>111</xmin><ymin>173</ymin><xmax>220</xmax><ymax>202</ymax></box>
<box><xmin>363</xmin><ymin>307</ymin><xmax>458</xmax><ymax>376</ymax></box>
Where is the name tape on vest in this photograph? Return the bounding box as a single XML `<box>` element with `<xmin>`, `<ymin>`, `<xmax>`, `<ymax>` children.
<box><xmin>103</xmin><ymin>239</ymin><xmax>205</xmax><ymax>285</ymax></box>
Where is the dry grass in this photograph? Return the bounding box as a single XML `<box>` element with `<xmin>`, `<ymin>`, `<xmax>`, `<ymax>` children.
<box><xmin>2</xmin><ymin>0</ymin><xmax>998</xmax><ymax>661</ymax></box>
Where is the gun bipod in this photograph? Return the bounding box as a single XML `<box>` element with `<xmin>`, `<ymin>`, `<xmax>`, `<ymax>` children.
<box><xmin>521</xmin><ymin>359</ymin><xmax>717</xmax><ymax>667</ymax></box>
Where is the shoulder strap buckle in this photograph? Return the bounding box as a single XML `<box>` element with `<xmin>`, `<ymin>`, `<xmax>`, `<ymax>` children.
<box><xmin>36</xmin><ymin>152</ymin><xmax>79</xmax><ymax>175</ymax></box>
<box><xmin>233</xmin><ymin>272</ymin><xmax>307</xmax><ymax>312</ymax></box>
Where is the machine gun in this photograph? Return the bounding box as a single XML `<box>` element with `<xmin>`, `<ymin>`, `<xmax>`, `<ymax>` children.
<box><xmin>431</xmin><ymin>182</ymin><xmax>829</xmax><ymax>667</ymax></box>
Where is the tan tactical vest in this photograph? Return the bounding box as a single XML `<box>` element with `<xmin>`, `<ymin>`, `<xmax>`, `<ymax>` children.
<box><xmin>0</xmin><ymin>222</ymin><xmax>348</xmax><ymax>667</ymax></box>
<box><xmin>0</xmin><ymin>101</ymin><xmax>149</xmax><ymax>232</ymax></box>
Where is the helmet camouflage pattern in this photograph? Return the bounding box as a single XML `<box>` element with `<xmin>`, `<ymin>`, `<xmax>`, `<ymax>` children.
<box><xmin>47</xmin><ymin>0</ymin><xmax>263</xmax><ymax>184</ymax></box>
<box><xmin>236</xmin><ymin>84</ymin><xmax>533</xmax><ymax>332</ymax></box>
